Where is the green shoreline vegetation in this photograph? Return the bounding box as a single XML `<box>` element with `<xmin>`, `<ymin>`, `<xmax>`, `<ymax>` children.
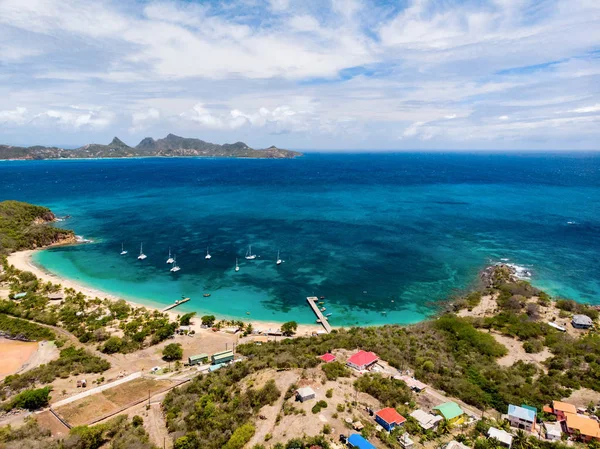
<box><xmin>1</xmin><ymin>201</ymin><xmax>600</xmax><ymax>449</ymax></box>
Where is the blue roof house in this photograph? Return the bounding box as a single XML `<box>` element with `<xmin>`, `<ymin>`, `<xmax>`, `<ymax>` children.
<box><xmin>348</xmin><ymin>433</ymin><xmax>376</xmax><ymax>449</ymax></box>
<box><xmin>507</xmin><ymin>404</ymin><xmax>536</xmax><ymax>431</ymax></box>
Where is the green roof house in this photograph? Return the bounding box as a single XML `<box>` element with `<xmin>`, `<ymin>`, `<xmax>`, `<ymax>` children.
<box><xmin>433</xmin><ymin>402</ymin><xmax>465</xmax><ymax>426</ymax></box>
<box><xmin>188</xmin><ymin>353</ymin><xmax>209</xmax><ymax>365</ymax></box>
<box><xmin>211</xmin><ymin>349</ymin><xmax>234</xmax><ymax>365</ymax></box>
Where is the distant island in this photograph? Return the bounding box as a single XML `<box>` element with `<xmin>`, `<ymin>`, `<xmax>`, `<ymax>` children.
<box><xmin>0</xmin><ymin>133</ymin><xmax>302</xmax><ymax>160</ymax></box>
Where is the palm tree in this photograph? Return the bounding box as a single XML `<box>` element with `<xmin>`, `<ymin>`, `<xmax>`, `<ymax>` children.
<box><xmin>513</xmin><ymin>429</ymin><xmax>530</xmax><ymax>449</ymax></box>
<box><xmin>438</xmin><ymin>420</ymin><xmax>452</xmax><ymax>435</ymax></box>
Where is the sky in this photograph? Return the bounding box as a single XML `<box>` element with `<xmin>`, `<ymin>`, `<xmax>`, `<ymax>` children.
<box><xmin>0</xmin><ymin>0</ymin><xmax>599</xmax><ymax>151</ymax></box>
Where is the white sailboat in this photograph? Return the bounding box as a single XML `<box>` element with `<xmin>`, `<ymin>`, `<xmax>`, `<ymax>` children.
<box><xmin>120</xmin><ymin>243</ymin><xmax>127</xmax><ymax>255</ymax></box>
<box><xmin>170</xmin><ymin>255</ymin><xmax>180</xmax><ymax>272</ymax></box>
<box><xmin>166</xmin><ymin>247</ymin><xmax>174</xmax><ymax>264</ymax></box>
<box><xmin>137</xmin><ymin>243</ymin><xmax>147</xmax><ymax>260</ymax></box>
<box><xmin>235</xmin><ymin>258</ymin><xmax>240</xmax><ymax>272</ymax></box>
<box><xmin>276</xmin><ymin>250</ymin><xmax>282</xmax><ymax>265</ymax></box>
<box><xmin>245</xmin><ymin>245</ymin><xmax>256</xmax><ymax>260</ymax></box>
<box><xmin>205</xmin><ymin>247</ymin><xmax>212</xmax><ymax>260</ymax></box>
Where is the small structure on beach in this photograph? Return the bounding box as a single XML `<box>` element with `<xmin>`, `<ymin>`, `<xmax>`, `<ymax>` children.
<box><xmin>410</xmin><ymin>409</ymin><xmax>443</xmax><ymax>431</ymax></box>
<box><xmin>487</xmin><ymin>427</ymin><xmax>513</xmax><ymax>448</ymax></box>
<box><xmin>375</xmin><ymin>407</ymin><xmax>406</xmax><ymax>432</ymax></box>
<box><xmin>211</xmin><ymin>349</ymin><xmax>234</xmax><ymax>365</ymax></box>
<box><xmin>47</xmin><ymin>292</ymin><xmax>64</xmax><ymax>301</ymax></box>
<box><xmin>433</xmin><ymin>402</ymin><xmax>465</xmax><ymax>426</ymax></box>
<box><xmin>188</xmin><ymin>354</ymin><xmax>209</xmax><ymax>366</ymax></box>
<box><xmin>346</xmin><ymin>350</ymin><xmax>379</xmax><ymax>371</ymax></box>
<box><xmin>319</xmin><ymin>353</ymin><xmax>336</xmax><ymax>363</ymax></box>
<box><xmin>548</xmin><ymin>322</ymin><xmax>566</xmax><ymax>332</ymax></box>
<box><xmin>295</xmin><ymin>387</ymin><xmax>316</xmax><ymax>403</ymax></box>
<box><xmin>253</xmin><ymin>336</ymin><xmax>270</xmax><ymax>344</ymax></box>
<box><xmin>507</xmin><ymin>404</ymin><xmax>536</xmax><ymax>431</ymax></box>
<box><xmin>572</xmin><ymin>314</ymin><xmax>594</xmax><ymax>329</ymax></box>
<box><xmin>347</xmin><ymin>433</ymin><xmax>376</xmax><ymax>449</ymax></box>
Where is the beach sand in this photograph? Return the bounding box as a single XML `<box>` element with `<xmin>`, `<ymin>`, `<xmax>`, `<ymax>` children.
<box><xmin>0</xmin><ymin>338</ymin><xmax>39</xmax><ymax>379</ymax></box>
<box><xmin>6</xmin><ymin>249</ymin><xmax>326</xmax><ymax>337</ymax></box>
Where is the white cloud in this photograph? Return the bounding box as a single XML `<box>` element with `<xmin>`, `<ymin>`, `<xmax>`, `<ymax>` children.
<box><xmin>0</xmin><ymin>107</ymin><xmax>28</xmax><ymax>126</ymax></box>
<box><xmin>130</xmin><ymin>108</ymin><xmax>161</xmax><ymax>132</ymax></box>
<box><xmin>32</xmin><ymin>108</ymin><xmax>115</xmax><ymax>130</ymax></box>
<box><xmin>572</xmin><ymin>104</ymin><xmax>600</xmax><ymax>113</ymax></box>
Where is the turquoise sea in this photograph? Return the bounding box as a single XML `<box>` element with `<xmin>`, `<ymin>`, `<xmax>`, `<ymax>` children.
<box><xmin>1</xmin><ymin>153</ymin><xmax>599</xmax><ymax>326</ymax></box>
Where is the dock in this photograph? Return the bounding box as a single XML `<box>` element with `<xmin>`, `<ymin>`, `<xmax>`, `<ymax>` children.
<box><xmin>162</xmin><ymin>297</ymin><xmax>190</xmax><ymax>312</ymax></box>
<box><xmin>307</xmin><ymin>297</ymin><xmax>332</xmax><ymax>333</ymax></box>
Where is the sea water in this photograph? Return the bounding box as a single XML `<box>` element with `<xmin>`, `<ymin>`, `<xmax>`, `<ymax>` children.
<box><xmin>1</xmin><ymin>153</ymin><xmax>599</xmax><ymax>326</ymax></box>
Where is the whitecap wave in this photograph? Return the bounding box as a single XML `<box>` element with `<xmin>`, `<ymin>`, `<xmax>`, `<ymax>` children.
<box><xmin>76</xmin><ymin>235</ymin><xmax>93</xmax><ymax>243</ymax></box>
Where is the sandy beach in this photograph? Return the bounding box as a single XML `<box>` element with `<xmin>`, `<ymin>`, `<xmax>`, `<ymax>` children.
<box><xmin>6</xmin><ymin>249</ymin><xmax>327</xmax><ymax>337</ymax></box>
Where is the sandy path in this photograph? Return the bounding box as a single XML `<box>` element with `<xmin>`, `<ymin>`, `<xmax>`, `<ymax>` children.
<box><xmin>7</xmin><ymin>249</ymin><xmax>325</xmax><ymax>336</ymax></box>
<box><xmin>492</xmin><ymin>332</ymin><xmax>552</xmax><ymax>370</ymax></box>
<box><xmin>17</xmin><ymin>340</ymin><xmax>59</xmax><ymax>375</ymax></box>
<box><xmin>146</xmin><ymin>402</ymin><xmax>173</xmax><ymax>449</ymax></box>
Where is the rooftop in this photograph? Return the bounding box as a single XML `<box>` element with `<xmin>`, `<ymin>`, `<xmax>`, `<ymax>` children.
<box><xmin>572</xmin><ymin>314</ymin><xmax>593</xmax><ymax>326</ymax></box>
<box><xmin>348</xmin><ymin>433</ymin><xmax>376</xmax><ymax>449</ymax></box>
<box><xmin>434</xmin><ymin>402</ymin><xmax>464</xmax><ymax>420</ymax></box>
<box><xmin>347</xmin><ymin>350</ymin><xmax>379</xmax><ymax>367</ymax></box>
<box><xmin>444</xmin><ymin>441</ymin><xmax>471</xmax><ymax>449</ymax></box>
<box><xmin>319</xmin><ymin>353</ymin><xmax>336</xmax><ymax>363</ymax></box>
<box><xmin>488</xmin><ymin>427</ymin><xmax>513</xmax><ymax>446</ymax></box>
<box><xmin>565</xmin><ymin>413</ymin><xmax>600</xmax><ymax>438</ymax></box>
<box><xmin>552</xmin><ymin>401</ymin><xmax>577</xmax><ymax>415</ymax></box>
<box><xmin>296</xmin><ymin>387</ymin><xmax>315</xmax><ymax>397</ymax></box>
<box><xmin>376</xmin><ymin>407</ymin><xmax>406</xmax><ymax>425</ymax></box>
<box><xmin>508</xmin><ymin>404</ymin><xmax>536</xmax><ymax>422</ymax></box>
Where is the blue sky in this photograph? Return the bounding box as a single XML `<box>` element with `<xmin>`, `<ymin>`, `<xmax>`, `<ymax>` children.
<box><xmin>0</xmin><ymin>0</ymin><xmax>599</xmax><ymax>150</ymax></box>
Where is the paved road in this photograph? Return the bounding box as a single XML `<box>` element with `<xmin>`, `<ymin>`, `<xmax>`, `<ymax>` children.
<box><xmin>52</xmin><ymin>372</ymin><xmax>141</xmax><ymax>408</ymax></box>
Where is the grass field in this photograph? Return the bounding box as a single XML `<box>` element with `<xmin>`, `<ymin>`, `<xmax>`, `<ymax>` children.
<box><xmin>56</xmin><ymin>377</ymin><xmax>177</xmax><ymax>426</ymax></box>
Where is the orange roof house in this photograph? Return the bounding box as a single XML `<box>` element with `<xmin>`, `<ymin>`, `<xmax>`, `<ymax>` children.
<box><xmin>347</xmin><ymin>350</ymin><xmax>379</xmax><ymax>371</ymax></box>
<box><xmin>375</xmin><ymin>408</ymin><xmax>406</xmax><ymax>431</ymax></box>
<box><xmin>564</xmin><ymin>413</ymin><xmax>600</xmax><ymax>441</ymax></box>
<box><xmin>552</xmin><ymin>401</ymin><xmax>577</xmax><ymax>420</ymax></box>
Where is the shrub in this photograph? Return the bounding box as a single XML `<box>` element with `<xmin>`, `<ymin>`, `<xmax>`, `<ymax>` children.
<box><xmin>322</xmin><ymin>361</ymin><xmax>351</xmax><ymax>380</ymax></box>
<box><xmin>312</xmin><ymin>400</ymin><xmax>328</xmax><ymax>414</ymax></box>
<box><xmin>162</xmin><ymin>343</ymin><xmax>183</xmax><ymax>361</ymax></box>
<box><xmin>3</xmin><ymin>386</ymin><xmax>51</xmax><ymax>411</ymax></box>
<box><xmin>201</xmin><ymin>315</ymin><xmax>216</xmax><ymax>326</ymax></box>
<box><xmin>281</xmin><ymin>321</ymin><xmax>298</xmax><ymax>336</ymax></box>
<box><xmin>326</xmin><ymin>388</ymin><xmax>333</xmax><ymax>398</ymax></box>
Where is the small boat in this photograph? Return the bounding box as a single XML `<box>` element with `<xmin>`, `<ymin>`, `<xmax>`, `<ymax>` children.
<box><xmin>137</xmin><ymin>243</ymin><xmax>147</xmax><ymax>260</ymax></box>
<box><xmin>166</xmin><ymin>247</ymin><xmax>174</xmax><ymax>264</ymax></box>
<box><xmin>203</xmin><ymin>293</ymin><xmax>211</xmax><ymax>297</ymax></box>
<box><xmin>245</xmin><ymin>245</ymin><xmax>256</xmax><ymax>260</ymax></box>
<box><xmin>318</xmin><ymin>301</ymin><xmax>325</xmax><ymax>305</ymax></box>
<box><xmin>235</xmin><ymin>258</ymin><xmax>240</xmax><ymax>272</ymax></box>
<box><xmin>276</xmin><ymin>250</ymin><xmax>282</xmax><ymax>265</ymax></box>
<box><xmin>170</xmin><ymin>255</ymin><xmax>180</xmax><ymax>272</ymax></box>
<box><xmin>246</xmin><ymin>311</ymin><xmax>250</xmax><ymax>315</ymax></box>
<box><xmin>320</xmin><ymin>296</ymin><xmax>325</xmax><ymax>300</ymax></box>
<box><xmin>120</xmin><ymin>243</ymin><xmax>127</xmax><ymax>255</ymax></box>
<box><xmin>320</xmin><ymin>307</ymin><xmax>326</xmax><ymax>312</ymax></box>
<box><xmin>325</xmin><ymin>313</ymin><xmax>332</xmax><ymax>317</ymax></box>
<box><xmin>205</xmin><ymin>247</ymin><xmax>212</xmax><ymax>260</ymax></box>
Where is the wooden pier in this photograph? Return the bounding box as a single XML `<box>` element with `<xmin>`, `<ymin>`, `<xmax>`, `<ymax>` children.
<box><xmin>306</xmin><ymin>297</ymin><xmax>332</xmax><ymax>333</ymax></box>
<box><xmin>162</xmin><ymin>297</ymin><xmax>190</xmax><ymax>312</ymax></box>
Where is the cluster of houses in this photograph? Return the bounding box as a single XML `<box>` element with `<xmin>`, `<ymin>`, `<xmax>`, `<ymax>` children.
<box><xmin>187</xmin><ymin>349</ymin><xmax>234</xmax><ymax>372</ymax></box>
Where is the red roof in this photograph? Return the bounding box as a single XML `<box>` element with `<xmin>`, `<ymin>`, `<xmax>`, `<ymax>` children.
<box><xmin>376</xmin><ymin>407</ymin><xmax>406</xmax><ymax>425</ymax></box>
<box><xmin>347</xmin><ymin>350</ymin><xmax>379</xmax><ymax>367</ymax></box>
<box><xmin>320</xmin><ymin>353</ymin><xmax>336</xmax><ymax>363</ymax></box>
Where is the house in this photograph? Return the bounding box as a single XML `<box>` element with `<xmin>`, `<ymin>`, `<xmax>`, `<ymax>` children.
<box><xmin>188</xmin><ymin>354</ymin><xmax>209</xmax><ymax>365</ymax></box>
<box><xmin>564</xmin><ymin>412</ymin><xmax>600</xmax><ymax>442</ymax></box>
<box><xmin>551</xmin><ymin>401</ymin><xmax>577</xmax><ymax>421</ymax></box>
<box><xmin>410</xmin><ymin>409</ymin><xmax>443</xmax><ymax>430</ymax></box>
<box><xmin>375</xmin><ymin>407</ymin><xmax>406</xmax><ymax>432</ymax></box>
<box><xmin>488</xmin><ymin>427</ymin><xmax>513</xmax><ymax>448</ymax></box>
<box><xmin>572</xmin><ymin>314</ymin><xmax>594</xmax><ymax>329</ymax></box>
<box><xmin>209</xmin><ymin>363</ymin><xmax>226</xmax><ymax>372</ymax></box>
<box><xmin>295</xmin><ymin>387</ymin><xmax>316</xmax><ymax>402</ymax></box>
<box><xmin>253</xmin><ymin>336</ymin><xmax>270</xmax><ymax>344</ymax></box>
<box><xmin>507</xmin><ymin>404</ymin><xmax>536</xmax><ymax>431</ymax></box>
<box><xmin>544</xmin><ymin>422</ymin><xmax>562</xmax><ymax>441</ymax></box>
<box><xmin>347</xmin><ymin>433</ymin><xmax>376</xmax><ymax>449</ymax></box>
<box><xmin>211</xmin><ymin>349</ymin><xmax>234</xmax><ymax>365</ymax></box>
<box><xmin>433</xmin><ymin>402</ymin><xmax>466</xmax><ymax>426</ymax></box>
<box><xmin>397</xmin><ymin>375</ymin><xmax>427</xmax><ymax>392</ymax></box>
<box><xmin>320</xmin><ymin>353</ymin><xmax>336</xmax><ymax>363</ymax></box>
<box><xmin>443</xmin><ymin>441</ymin><xmax>471</xmax><ymax>449</ymax></box>
<box><xmin>47</xmin><ymin>292</ymin><xmax>64</xmax><ymax>300</ymax></box>
<box><xmin>398</xmin><ymin>433</ymin><xmax>414</xmax><ymax>449</ymax></box>
<box><xmin>346</xmin><ymin>350</ymin><xmax>379</xmax><ymax>371</ymax></box>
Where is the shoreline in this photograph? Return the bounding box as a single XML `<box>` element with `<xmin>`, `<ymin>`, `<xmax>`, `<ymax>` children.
<box><xmin>6</xmin><ymin>249</ymin><xmax>328</xmax><ymax>337</ymax></box>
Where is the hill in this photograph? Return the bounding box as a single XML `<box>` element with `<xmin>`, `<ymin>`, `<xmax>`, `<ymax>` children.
<box><xmin>0</xmin><ymin>200</ymin><xmax>75</xmax><ymax>254</ymax></box>
<box><xmin>0</xmin><ymin>134</ymin><xmax>302</xmax><ymax>160</ymax></box>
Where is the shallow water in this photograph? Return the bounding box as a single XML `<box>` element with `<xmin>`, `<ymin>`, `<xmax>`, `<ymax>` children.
<box><xmin>2</xmin><ymin>153</ymin><xmax>599</xmax><ymax>325</ymax></box>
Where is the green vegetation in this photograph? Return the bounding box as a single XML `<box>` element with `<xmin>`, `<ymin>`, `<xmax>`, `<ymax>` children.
<box><xmin>281</xmin><ymin>321</ymin><xmax>298</xmax><ymax>336</ymax></box>
<box><xmin>1</xmin><ymin>386</ymin><xmax>51</xmax><ymax>411</ymax></box>
<box><xmin>354</xmin><ymin>374</ymin><xmax>412</xmax><ymax>407</ymax></box>
<box><xmin>201</xmin><ymin>314</ymin><xmax>216</xmax><ymax>326</ymax></box>
<box><xmin>179</xmin><ymin>312</ymin><xmax>196</xmax><ymax>326</ymax></box>
<box><xmin>311</xmin><ymin>400</ymin><xmax>328</xmax><ymax>414</ymax></box>
<box><xmin>0</xmin><ymin>313</ymin><xmax>55</xmax><ymax>341</ymax></box>
<box><xmin>162</xmin><ymin>343</ymin><xmax>183</xmax><ymax>361</ymax></box>
<box><xmin>321</xmin><ymin>360</ymin><xmax>351</xmax><ymax>380</ymax></box>
<box><xmin>0</xmin><ymin>415</ymin><xmax>157</xmax><ymax>449</ymax></box>
<box><xmin>0</xmin><ymin>201</ymin><xmax>74</xmax><ymax>254</ymax></box>
<box><xmin>2</xmin><ymin>346</ymin><xmax>110</xmax><ymax>395</ymax></box>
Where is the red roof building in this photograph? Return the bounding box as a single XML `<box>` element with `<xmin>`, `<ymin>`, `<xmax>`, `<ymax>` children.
<box><xmin>346</xmin><ymin>350</ymin><xmax>379</xmax><ymax>371</ymax></box>
<box><xmin>319</xmin><ymin>353</ymin><xmax>336</xmax><ymax>363</ymax></box>
<box><xmin>375</xmin><ymin>407</ymin><xmax>406</xmax><ymax>431</ymax></box>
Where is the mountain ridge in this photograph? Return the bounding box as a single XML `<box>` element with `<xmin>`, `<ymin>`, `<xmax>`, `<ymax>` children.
<box><xmin>0</xmin><ymin>134</ymin><xmax>302</xmax><ymax>160</ymax></box>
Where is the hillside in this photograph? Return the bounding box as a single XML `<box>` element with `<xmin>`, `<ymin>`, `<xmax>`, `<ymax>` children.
<box><xmin>0</xmin><ymin>134</ymin><xmax>302</xmax><ymax>160</ymax></box>
<box><xmin>0</xmin><ymin>200</ymin><xmax>75</xmax><ymax>254</ymax></box>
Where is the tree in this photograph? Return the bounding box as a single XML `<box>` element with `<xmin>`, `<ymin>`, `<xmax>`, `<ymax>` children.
<box><xmin>201</xmin><ymin>315</ymin><xmax>216</xmax><ymax>326</ymax></box>
<box><xmin>180</xmin><ymin>312</ymin><xmax>196</xmax><ymax>326</ymax></box>
<box><xmin>162</xmin><ymin>343</ymin><xmax>183</xmax><ymax>361</ymax></box>
<box><xmin>512</xmin><ymin>429</ymin><xmax>530</xmax><ymax>449</ymax></box>
<box><xmin>281</xmin><ymin>321</ymin><xmax>298</xmax><ymax>336</ymax></box>
<box><xmin>102</xmin><ymin>336</ymin><xmax>123</xmax><ymax>354</ymax></box>
<box><xmin>132</xmin><ymin>415</ymin><xmax>144</xmax><ymax>427</ymax></box>
<box><xmin>6</xmin><ymin>386</ymin><xmax>51</xmax><ymax>411</ymax></box>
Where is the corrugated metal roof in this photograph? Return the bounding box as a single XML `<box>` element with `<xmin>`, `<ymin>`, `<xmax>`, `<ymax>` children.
<box><xmin>508</xmin><ymin>404</ymin><xmax>536</xmax><ymax>422</ymax></box>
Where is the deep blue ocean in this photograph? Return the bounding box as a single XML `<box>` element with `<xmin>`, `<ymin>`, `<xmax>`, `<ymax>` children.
<box><xmin>1</xmin><ymin>153</ymin><xmax>599</xmax><ymax>326</ymax></box>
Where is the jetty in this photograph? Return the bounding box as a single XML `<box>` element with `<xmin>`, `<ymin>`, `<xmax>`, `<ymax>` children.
<box><xmin>162</xmin><ymin>297</ymin><xmax>190</xmax><ymax>312</ymax></box>
<box><xmin>307</xmin><ymin>296</ymin><xmax>332</xmax><ymax>333</ymax></box>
